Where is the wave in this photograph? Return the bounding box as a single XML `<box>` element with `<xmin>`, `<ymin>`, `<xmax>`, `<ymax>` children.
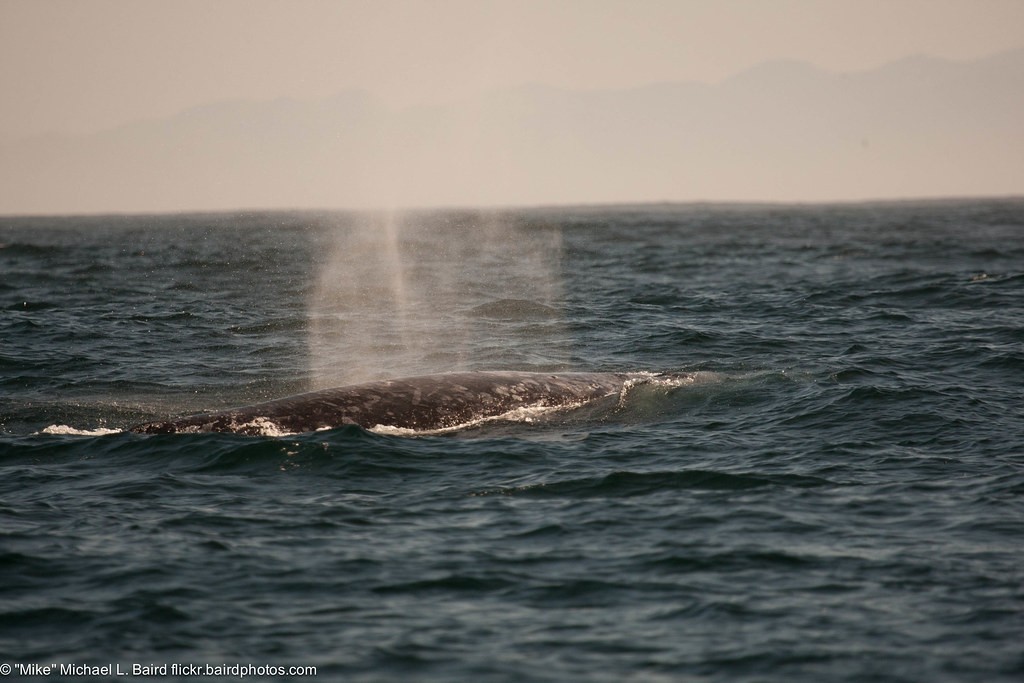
<box><xmin>474</xmin><ymin>468</ymin><xmax>832</xmax><ymax>499</ymax></box>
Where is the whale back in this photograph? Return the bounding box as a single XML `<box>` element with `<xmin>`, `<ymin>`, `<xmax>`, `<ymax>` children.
<box><xmin>130</xmin><ymin>371</ymin><xmax>635</xmax><ymax>435</ymax></box>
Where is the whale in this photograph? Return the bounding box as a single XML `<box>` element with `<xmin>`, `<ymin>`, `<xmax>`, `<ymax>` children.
<box><xmin>129</xmin><ymin>371</ymin><xmax>662</xmax><ymax>436</ymax></box>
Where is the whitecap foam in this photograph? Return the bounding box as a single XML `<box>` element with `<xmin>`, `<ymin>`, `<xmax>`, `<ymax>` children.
<box><xmin>39</xmin><ymin>425</ymin><xmax>123</xmax><ymax>436</ymax></box>
<box><xmin>625</xmin><ymin>370</ymin><xmax>724</xmax><ymax>388</ymax></box>
<box><xmin>368</xmin><ymin>400</ymin><xmax>591</xmax><ymax>437</ymax></box>
<box><xmin>613</xmin><ymin>370</ymin><xmax>726</xmax><ymax>409</ymax></box>
<box><xmin>368</xmin><ymin>424</ymin><xmax>421</xmax><ymax>436</ymax></box>
<box><xmin>230</xmin><ymin>416</ymin><xmax>296</xmax><ymax>437</ymax></box>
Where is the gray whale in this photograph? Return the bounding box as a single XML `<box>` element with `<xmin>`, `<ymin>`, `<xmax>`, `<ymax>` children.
<box><xmin>130</xmin><ymin>371</ymin><xmax>652</xmax><ymax>436</ymax></box>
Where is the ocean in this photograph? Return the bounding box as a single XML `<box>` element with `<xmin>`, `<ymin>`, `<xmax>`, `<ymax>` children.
<box><xmin>1</xmin><ymin>200</ymin><xmax>1022</xmax><ymax>681</ymax></box>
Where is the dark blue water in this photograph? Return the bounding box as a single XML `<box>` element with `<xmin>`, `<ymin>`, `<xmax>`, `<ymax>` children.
<box><xmin>2</xmin><ymin>201</ymin><xmax>1023</xmax><ymax>681</ymax></box>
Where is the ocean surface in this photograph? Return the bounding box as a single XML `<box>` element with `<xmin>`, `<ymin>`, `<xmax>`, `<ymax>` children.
<box><xmin>1</xmin><ymin>200</ymin><xmax>1022</xmax><ymax>681</ymax></box>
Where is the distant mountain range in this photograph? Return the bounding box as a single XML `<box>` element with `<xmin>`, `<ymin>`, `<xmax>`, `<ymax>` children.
<box><xmin>3</xmin><ymin>49</ymin><xmax>1022</xmax><ymax>213</ymax></box>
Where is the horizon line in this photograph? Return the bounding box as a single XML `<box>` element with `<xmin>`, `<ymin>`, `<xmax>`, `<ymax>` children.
<box><xmin>3</xmin><ymin>193</ymin><xmax>1022</xmax><ymax>221</ymax></box>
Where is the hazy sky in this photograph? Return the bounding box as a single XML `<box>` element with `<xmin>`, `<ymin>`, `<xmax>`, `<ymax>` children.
<box><xmin>3</xmin><ymin>0</ymin><xmax>1024</xmax><ymax>141</ymax></box>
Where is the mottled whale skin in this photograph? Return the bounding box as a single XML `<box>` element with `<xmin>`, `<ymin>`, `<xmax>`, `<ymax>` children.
<box><xmin>130</xmin><ymin>371</ymin><xmax>646</xmax><ymax>436</ymax></box>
